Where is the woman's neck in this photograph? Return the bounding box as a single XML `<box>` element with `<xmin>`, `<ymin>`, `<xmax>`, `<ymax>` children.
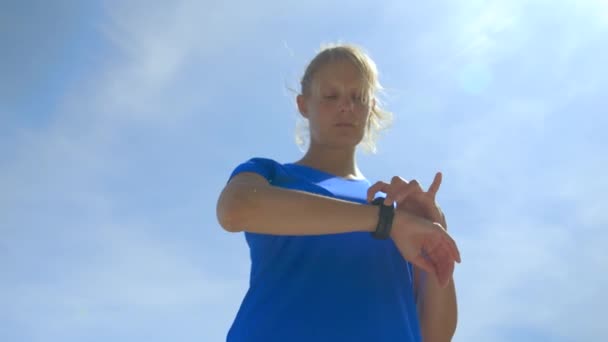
<box><xmin>295</xmin><ymin>144</ymin><xmax>364</xmax><ymax>180</ymax></box>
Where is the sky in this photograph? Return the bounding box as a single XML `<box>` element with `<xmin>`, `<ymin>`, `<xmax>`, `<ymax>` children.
<box><xmin>1</xmin><ymin>0</ymin><xmax>607</xmax><ymax>341</ymax></box>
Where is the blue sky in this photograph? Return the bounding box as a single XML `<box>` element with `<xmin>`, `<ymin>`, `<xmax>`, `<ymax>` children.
<box><xmin>1</xmin><ymin>0</ymin><xmax>607</xmax><ymax>341</ymax></box>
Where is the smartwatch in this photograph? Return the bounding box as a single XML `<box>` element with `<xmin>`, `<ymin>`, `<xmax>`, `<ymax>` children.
<box><xmin>371</xmin><ymin>197</ymin><xmax>395</xmax><ymax>239</ymax></box>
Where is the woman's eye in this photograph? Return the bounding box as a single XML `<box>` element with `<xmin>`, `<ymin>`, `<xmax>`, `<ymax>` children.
<box><xmin>352</xmin><ymin>94</ymin><xmax>365</xmax><ymax>103</ymax></box>
<box><xmin>324</xmin><ymin>95</ymin><xmax>338</xmax><ymax>100</ymax></box>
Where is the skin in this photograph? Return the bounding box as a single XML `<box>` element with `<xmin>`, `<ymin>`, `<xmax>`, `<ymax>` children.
<box><xmin>368</xmin><ymin>174</ymin><xmax>458</xmax><ymax>341</ymax></box>
<box><xmin>295</xmin><ymin>60</ymin><xmax>371</xmax><ymax>179</ymax></box>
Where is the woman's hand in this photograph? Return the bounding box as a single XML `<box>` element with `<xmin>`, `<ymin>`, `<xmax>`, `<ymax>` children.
<box><xmin>367</xmin><ymin>172</ymin><xmax>460</xmax><ymax>287</ymax></box>
<box><xmin>389</xmin><ymin>211</ymin><xmax>460</xmax><ymax>288</ymax></box>
<box><xmin>367</xmin><ymin>173</ymin><xmax>445</xmax><ymax>227</ymax></box>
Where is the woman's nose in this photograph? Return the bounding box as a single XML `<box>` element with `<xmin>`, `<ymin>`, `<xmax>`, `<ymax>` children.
<box><xmin>339</xmin><ymin>97</ymin><xmax>355</xmax><ymax>112</ymax></box>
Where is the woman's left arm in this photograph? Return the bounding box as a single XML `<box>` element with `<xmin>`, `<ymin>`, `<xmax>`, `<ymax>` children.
<box><xmin>413</xmin><ymin>208</ymin><xmax>458</xmax><ymax>342</ymax></box>
<box><xmin>368</xmin><ymin>174</ymin><xmax>459</xmax><ymax>342</ymax></box>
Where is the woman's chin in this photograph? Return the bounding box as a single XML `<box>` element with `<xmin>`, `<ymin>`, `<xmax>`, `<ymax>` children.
<box><xmin>324</xmin><ymin>139</ymin><xmax>363</xmax><ymax>150</ymax></box>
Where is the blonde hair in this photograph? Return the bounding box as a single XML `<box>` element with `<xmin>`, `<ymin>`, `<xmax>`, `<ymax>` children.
<box><xmin>295</xmin><ymin>43</ymin><xmax>393</xmax><ymax>154</ymax></box>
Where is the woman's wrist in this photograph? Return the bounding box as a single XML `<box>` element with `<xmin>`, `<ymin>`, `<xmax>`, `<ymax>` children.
<box><xmin>389</xmin><ymin>210</ymin><xmax>412</xmax><ymax>239</ymax></box>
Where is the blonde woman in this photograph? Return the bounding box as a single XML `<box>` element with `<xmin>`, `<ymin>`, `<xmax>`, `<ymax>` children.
<box><xmin>217</xmin><ymin>44</ymin><xmax>461</xmax><ymax>342</ymax></box>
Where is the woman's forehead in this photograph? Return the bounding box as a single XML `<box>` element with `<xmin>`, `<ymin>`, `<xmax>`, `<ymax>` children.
<box><xmin>315</xmin><ymin>61</ymin><xmax>365</xmax><ymax>85</ymax></box>
<box><xmin>312</xmin><ymin>66</ymin><xmax>369</xmax><ymax>94</ymax></box>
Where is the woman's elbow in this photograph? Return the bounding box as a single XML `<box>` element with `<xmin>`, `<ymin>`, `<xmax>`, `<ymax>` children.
<box><xmin>216</xmin><ymin>192</ymin><xmax>247</xmax><ymax>233</ymax></box>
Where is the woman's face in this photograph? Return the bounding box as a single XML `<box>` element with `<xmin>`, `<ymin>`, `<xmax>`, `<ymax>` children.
<box><xmin>298</xmin><ymin>60</ymin><xmax>374</xmax><ymax>149</ymax></box>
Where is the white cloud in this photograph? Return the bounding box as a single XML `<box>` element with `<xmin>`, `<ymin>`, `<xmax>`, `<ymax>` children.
<box><xmin>372</xmin><ymin>2</ymin><xmax>608</xmax><ymax>340</ymax></box>
<box><xmin>3</xmin><ymin>1</ymin><xmax>607</xmax><ymax>341</ymax></box>
<box><xmin>3</xmin><ymin>220</ymin><xmax>246</xmax><ymax>341</ymax></box>
<box><xmin>454</xmin><ymin>213</ymin><xmax>608</xmax><ymax>341</ymax></box>
<box><xmin>0</xmin><ymin>1</ymin><xmax>263</xmax><ymax>340</ymax></box>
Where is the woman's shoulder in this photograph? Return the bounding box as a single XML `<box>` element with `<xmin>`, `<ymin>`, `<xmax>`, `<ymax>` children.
<box><xmin>236</xmin><ymin>157</ymin><xmax>288</xmax><ymax>170</ymax></box>
<box><xmin>228</xmin><ymin>156</ymin><xmax>288</xmax><ymax>183</ymax></box>
<box><xmin>244</xmin><ymin>156</ymin><xmax>282</xmax><ymax>165</ymax></box>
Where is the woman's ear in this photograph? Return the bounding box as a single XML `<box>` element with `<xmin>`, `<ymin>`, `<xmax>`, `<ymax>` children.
<box><xmin>296</xmin><ymin>94</ymin><xmax>309</xmax><ymax>119</ymax></box>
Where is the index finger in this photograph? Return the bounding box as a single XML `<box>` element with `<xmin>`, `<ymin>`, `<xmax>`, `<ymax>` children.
<box><xmin>428</xmin><ymin>172</ymin><xmax>442</xmax><ymax>199</ymax></box>
<box><xmin>367</xmin><ymin>181</ymin><xmax>390</xmax><ymax>203</ymax></box>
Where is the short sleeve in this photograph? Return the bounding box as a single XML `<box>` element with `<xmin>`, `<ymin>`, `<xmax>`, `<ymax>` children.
<box><xmin>227</xmin><ymin>157</ymin><xmax>278</xmax><ymax>183</ymax></box>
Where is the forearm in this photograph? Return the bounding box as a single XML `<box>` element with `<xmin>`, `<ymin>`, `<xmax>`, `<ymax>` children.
<box><xmin>218</xmin><ymin>182</ymin><xmax>379</xmax><ymax>235</ymax></box>
<box><xmin>418</xmin><ymin>273</ymin><xmax>458</xmax><ymax>342</ymax></box>
<box><xmin>418</xmin><ymin>211</ymin><xmax>457</xmax><ymax>342</ymax></box>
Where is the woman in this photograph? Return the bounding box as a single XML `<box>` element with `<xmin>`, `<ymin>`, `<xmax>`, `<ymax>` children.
<box><xmin>216</xmin><ymin>43</ymin><xmax>461</xmax><ymax>342</ymax></box>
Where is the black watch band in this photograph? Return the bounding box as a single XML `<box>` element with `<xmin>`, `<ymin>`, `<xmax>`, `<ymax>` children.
<box><xmin>371</xmin><ymin>197</ymin><xmax>395</xmax><ymax>239</ymax></box>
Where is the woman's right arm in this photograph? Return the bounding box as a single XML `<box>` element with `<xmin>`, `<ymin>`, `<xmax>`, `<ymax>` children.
<box><xmin>216</xmin><ymin>172</ymin><xmax>380</xmax><ymax>235</ymax></box>
<box><xmin>216</xmin><ymin>172</ymin><xmax>460</xmax><ymax>286</ymax></box>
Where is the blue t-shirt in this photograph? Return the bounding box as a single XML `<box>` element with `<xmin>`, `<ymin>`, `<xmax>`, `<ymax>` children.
<box><xmin>226</xmin><ymin>158</ymin><xmax>421</xmax><ymax>342</ymax></box>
